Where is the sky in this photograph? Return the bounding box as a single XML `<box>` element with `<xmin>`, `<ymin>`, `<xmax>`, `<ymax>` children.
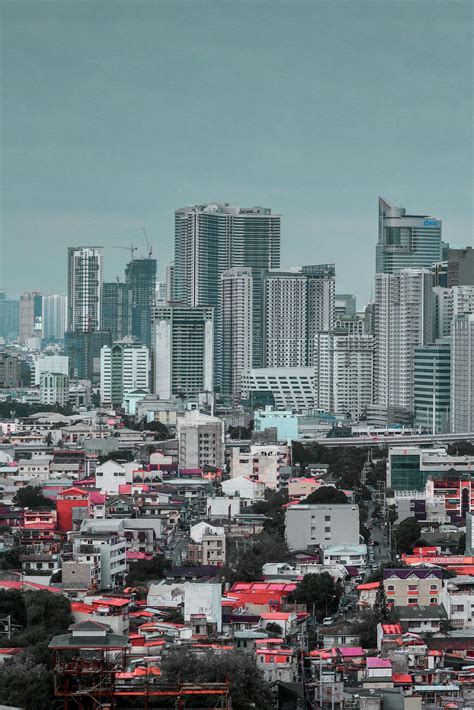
<box><xmin>1</xmin><ymin>0</ymin><xmax>472</xmax><ymax>305</ymax></box>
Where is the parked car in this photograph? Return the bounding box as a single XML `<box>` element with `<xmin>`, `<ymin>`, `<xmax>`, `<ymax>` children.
<box><xmin>322</xmin><ymin>617</ymin><xmax>334</xmax><ymax>626</ymax></box>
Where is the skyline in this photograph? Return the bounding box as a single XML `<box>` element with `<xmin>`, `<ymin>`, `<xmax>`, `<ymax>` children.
<box><xmin>1</xmin><ymin>0</ymin><xmax>473</xmax><ymax>303</ymax></box>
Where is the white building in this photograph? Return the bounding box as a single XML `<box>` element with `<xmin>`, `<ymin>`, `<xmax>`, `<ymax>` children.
<box><xmin>285</xmin><ymin>504</ymin><xmax>360</xmax><ymax>551</ymax></box>
<box><xmin>184</xmin><ymin>582</ymin><xmax>222</xmax><ymax>633</ymax></box>
<box><xmin>176</xmin><ymin>410</ymin><xmax>224</xmax><ymax>469</ymax></box>
<box><xmin>264</xmin><ymin>271</ymin><xmax>308</xmax><ymax>367</ymax></box>
<box><xmin>100</xmin><ymin>340</ymin><xmax>149</xmax><ymax>407</ymax></box>
<box><xmin>221</xmin><ymin>475</ymin><xmax>265</xmax><ymax>501</ymax></box>
<box><xmin>315</xmin><ymin>331</ymin><xmax>373</xmax><ymax>420</ymax></box>
<box><xmin>40</xmin><ymin>372</ymin><xmax>69</xmax><ymax>407</ymax></box>
<box><xmin>442</xmin><ymin>576</ymin><xmax>474</xmax><ymax>630</ymax></box>
<box><xmin>152</xmin><ymin>305</ymin><xmax>214</xmax><ymax>399</ymax></box>
<box><xmin>67</xmin><ymin>246</ymin><xmax>104</xmax><ymax>332</ymax></box>
<box><xmin>320</xmin><ymin>543</ymin><xmax>368</xmax><ymax>568</ymax></box>
<box><xmin>241</xmin><ymin>366</ymin><xmax>317</xmax><ymax>411</ymax></box>
<box><xmin>434</xmin><ymin>286</ymin><xmax>474</xmax><ymax>338</ymax></box>
<box><xmin>42</xmin><ymin>294</ymin><xmax>67</xmax><ymax>341</ymax></box>
<box><xmin>219</xmin><ymin>267</ymin><xmax>253</xmax><ymax>403</ymax></box>
<box><xmin>76</xmin><ymin>519</ymin><xmax>127</xmax><ymax>589</ymax></box>
<box><xmin>206</xmin><ymin>496</ymin><xmax>241</xmax><ymax>519</ymax></box>
<box><xmin>95</xmin><ymin>460</ymin><xmax>133</xmax><ymax>494</ymax></box>
<box><xmin>451</xmin><ymin>313</ymin><xmax>474</xmax><ymax>433</ymax></box>
<box><xmin>33</xmin><ymin>354</ymin><xmax>69</xmax><ymax>385</ymax></box>
<box><xmin>374</xmin><ymin>268</ymin><xmax>434</xmax><ymax>418</ymax></box>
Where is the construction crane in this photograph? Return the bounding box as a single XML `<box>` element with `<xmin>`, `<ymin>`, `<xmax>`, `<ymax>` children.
<box><xmin>142</xmin><ymin>227</ymin><xmax>153</xmax><ymax>258</ymax></box>
<box><xmin>112</xmin><ymin>244</ymin><xmax>137</xmax><ymax>261</ymax></box>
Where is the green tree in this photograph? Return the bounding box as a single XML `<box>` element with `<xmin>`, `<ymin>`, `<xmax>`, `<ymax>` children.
<box><xmin>0</xmin><ymin>657</ymin><xmax>53</xmax><ymax>710</ymax></box>
<box><xmin>126</xmin><ymin>555</ymin><xmax>171</xmax><ymax>586</ymax></box>
<box><xmin>0</xmin><ymin>544</ymin><xmax>26</xmax><ymax>571</ymax></box>
<box><xmin>395</xmin><ymin>517</ymin><xmax>421</xmax><ymax>554</ymax></box>
<box><xmin>252</xmin><ymin>488</ymin><xmax>288</xmax><ymax>538</ymax></box>
<box><xmin>293</xmin><ymin>573</ymin><xmax>342</xmax><ymax>620</ymax></box>
<box><xmin>374</xmin><ymin>583</ymin><xmax>388</xmax><ymax>620</ymax></box>
<box><xmin>12</xmin><ymin>485</ymin><xmax>54</xmax><ymax>510</ymax></box>
<box><xmin>161</xmin><ymin>648</ymin><xmax>272</xmax><ymax>710</ymax></box>
<box><xmin>223</xmin><ymin>532</ymin><xmax>289</xmax><ymax>585</ymax></box>
<box><xmin>304</xmin><ymin>486</ymin><xmax>348</xmax><ymax>505</ymax></box>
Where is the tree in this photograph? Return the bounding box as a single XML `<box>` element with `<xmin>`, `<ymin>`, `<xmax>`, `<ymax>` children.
<box><xmin>305</xmin><ymin>487</ymin><xmax>348</xmax><ymax>505</ymax></box>
<box><xmin>12</xmin><ymin>486</ymin><xmax>54</xmax><ymax>510</ymax></box>
<box><xmin>0</xmin><ymin>658</ymin><xmax>53</xmax><ymax>710</ymax></box>
<box><xmin>143</xmin><ymin>420</ymin><xmax>171</xmax><ymax>440</ymax></box>
<box><xmin>395</xmin><ymin>517</ymin><xmax>421</xmax><ymax>554</ymax></box>
<box><xmin>252</xmin><ymin>488</ymin><xmax>288</xmax><ymax>538</ymax></box>
<box><xmin>126</xmin><ymin>555</ymin><xmax>171</xmax><ymax>586</ymax></box>
<box><xmin>293</xmin><ymin>573</ymin><xmax>342</xmax><ymax>620</ymax></box>
<box><xmin>374</xmin><ymin>583</ymin><xmax>389</xmax><ymax>620</ymax></box>
<box><xmin>223</xmin><ymin>532</ymin><xmax>289</xmax><ymax>585</ymax></box>
<box><xmin>265</xmin><ymin>622</ymin><xmax>283</xmax><ymax>637</ymax></box>
<box><xmin>161</xmin><ymin>648</ymin><xmax>272</xmax><ymax>710</ymax></box>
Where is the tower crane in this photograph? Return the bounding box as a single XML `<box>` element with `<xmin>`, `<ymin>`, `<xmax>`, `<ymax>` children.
<box><xmin>142</xmin><ymin>227</ymin><xmax>153</xmax><ymax>258</ymax></box>
<box><xmin>112</xmin><ymin>244</ymin><xmax>137</xmax><ymax>261</ymax></box>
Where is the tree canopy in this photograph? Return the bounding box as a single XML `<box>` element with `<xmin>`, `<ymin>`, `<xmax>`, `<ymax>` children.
<box><xmin>223</xmin><ymin>532</ymin><xmax>288</xmax><ymax>585</ymax></box>
<box><xmin>126</xmin><ymin>555</ymin><xmax>171</xmax><ymax>586</ymax></box>
<box><xmin>395</xmin><ymin>517</ymin><xmax>421</xmax><ymax>554</ymax></box>
<box><xmin>12</xmin><ymin>485</ymin><xmax>55</xmax><ymax>510</ymax></box>
<box><xmin>293</xmin><ymin>572</ymin><xmax>342</xmax><ymax>620</ymax></box>
<box><xmin>161</xmin><ymin>648</ymin><xmax>272</xmax><ymax>710</ymax></box>
<box><xmin>305</xmin><ymin>486</ymin><xmax>348</xmax><ymax>505</ymax></box>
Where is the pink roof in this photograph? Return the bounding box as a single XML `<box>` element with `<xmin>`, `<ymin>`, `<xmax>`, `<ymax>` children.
<box><xmin>0</xmin><ymin>648</ymin><xmax>22</xmax><ymax>655</ymax></box>
<box><xmin>88</xmin><ymin>491</ymin><xmax>106</xmax><ymax>504</ymax></box>
<box><xmin>22</xmin><ymin>522</ymin><xmax>56</xmax><ymax>530</ymax></box>
<box><xmin>231</xmin><ymin>582</ymin><xmax>296</xmax><ymax>593</ymax></box>
<box><xmin>381</xmin><ymin>623</ymin><xmax>402</xmax><ymax>635</ymax></box>
<box><xmin>340</xmin><ymin>647</ymin><xmax>364</xmax><ymax>657</ymax></box>
<box><xmin>94</xmin><ymin>597</ymin><xmax>129</xmax><ymax>608</ymax></box>
<box><xmin>393</xmin><ymin>673</ymin><xmax>412</xmax><ymax>684</ymax></box>
<box><xmin>261</xmin><ymin>612</ymin><xmax>291</xmax><ymax>621</ymax></box>
<box><xmin>367</xmin><ymin>657</ymin><xmax>392</xmax><ymax>668</ymax></box>
<box><xmin>57</xmin><ymin>487</ymin><xmax>89</xmax><ymax>498</ymax></box>
<box><xmin>0</xmin><ymin>580</ymin><xmax>61</xmax><ymax>593</ymax></box>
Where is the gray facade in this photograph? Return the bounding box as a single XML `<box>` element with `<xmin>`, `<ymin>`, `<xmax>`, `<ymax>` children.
<box><xmin>285</xmin><ymin>504</ymin><xmax>360</xmax><ymax>551</ymax></box>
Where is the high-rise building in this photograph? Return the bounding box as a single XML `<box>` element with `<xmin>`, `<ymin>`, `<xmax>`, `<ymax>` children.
<box><xmin>67</xmin><ymin>247</ymin><xmax>104</xmax><ymax>332</ymax></box>
<box><xmin>263</xmin><ymin>265</ymin><xmax>335</xmax><ymax>368</ymax></box>
<box><xmin>33</xmin><ymin>354</ymin><xmax>69</xmax><ymax>385</ymax></box>
<box><xmin>448</xmin><ymin>247</ymin><xmax>474</xmax><ymax>287</ymax></box>
<box><xmin>241</xmin><ymin>366</ymin><xmax>318</xmax><ymax>411</ymax></box>
<box><xmin>19</xmin><ymin>291</ymin><xmax>43</xmax><ymax>346</ymax></box>
<box><xmin>100</xmin><ymin>340</ymin><xmax>149</xmax><ymax>407</ymax></box>
<box><xmin>40</xmin><ymin>372</ymin><xmax>69</xmax><ymax>407</ymax></box>
<box><xmin>65</xmin><ymin>330</ymin><xmax>111</xmax><ymax>383</ymax></box>
<box><xmin>335</xmin><ymin>293</ymin><xmax>357</xmax><ymax>317</ymax></box>
<box><xmin>125</xmin><ymin>257</ymin><xmax>157</xmax><ymax>348</ymax></box>
<box><xmin>451</xmin><ymin>313</ymin><xmax>474</xmax><ymax>433</ymax></box>
<box><xmin>101</xmin><ymin>282</ymin><xmax>132</xmax><ymax>341</ymax></box>
<box><xmin>176</xmin><ymin>410</ymin><xmax>224</xmax><ymax>469</ymax></box>
<box><xmin>152</xmin><ymin>304</ymin><xmax>214</xmax><ymax>399</ymax></box>
<box><xmin>0</xmin><ymin>292</ymin><xmax>19</xmax><ymax>341</ymax></box>
<box><xmin>42</xmin><ymin>294</ymin><xmax>67</xmax><ymax>341</ymax></box>
<box><xmin>315</xmin><ymin>330</ymin><xmax>374</xmax><ymax>420</ymax></box>
<box><xmin>434</xmin><ymin>286</ymin><xmax>474</xmax><ymax>339</ymax></box>
<box><xmin>219</xmin><ymin>268</ymin><xmax>253</xmax><ymax>402</ymax></box>
<box><xmin>165</xmin><ymin>263</ymin><xmax>175</xmax><ymax>303</ymax></box>
<box><xmin>376</xmin><ymin>197</ymin><xmax>443</xmax><ymax>274</ymax></box>
<box><xmin>374</xmin><ymin>269</ymin><xmax>434</xmax><ymax>419</ymax></box>
<box><xmin>414</xmin><ymin>340</ymin><xmax>451</xmax><ymax>434</ymax></box>
<box><xmin>173</xmin><ymin>203</ymin><xmax>280</xmax><ymax>307</ymax></box>
<box><xmin>0</xmin><ymin>352</ymin><xmax>21</xmax><ymax>388</ymax></box>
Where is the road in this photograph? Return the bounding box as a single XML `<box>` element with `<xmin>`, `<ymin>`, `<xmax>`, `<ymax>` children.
<box><xmin>367</xmin><ymin>497</ymin><xmax>392</xmax><ymax>565</ymax></box>
<box><xmin>168</xmin><ymin>533</ymin><xmax>188</xmax><ymax>565</ymax></box>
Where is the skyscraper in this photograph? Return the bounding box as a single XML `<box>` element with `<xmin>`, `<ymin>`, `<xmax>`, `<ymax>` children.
<box><xmin>376</xmin><ymin>197</ymin><xmax>443</xmax><ymax>274</ymax></box>
<box><xmin>173</xmin><ymin>203</ymin><xmax>280</xmax><ymax>307</ymax></box>
<box><xmin>42</xmin><ymin>294</ymin><xmax>67</xmax><ymax>341</ymax></box>
<box><xmin>451</xmin><ymin>314</ymin><xmax>474</xmax><ymax>433</ymax></box>
<box><xmin>152</xmin><ymin>304</ymin><xmax>214</xmax><ymax>399</ymax></box>
<box><xmin>0</xmin><ymin>292</ymin><xmax>19</xmax><ymax>342</ymax></box>
<box><xmin>414</xmin><ymin>340</ymin><xmax>451</xmax><ymax>434</ymax></box>
<box><xmin>374</xmin><ymin>268</ymin><xmax>434</xmax><ymax>420</ymax></box>
<box><xmin>102</xmin><ymin>282</ymin><xmax>132</xmax><ymax>342</ymax></box>
<box><xmin>67</xmin><ymin>247</ymin><xmax>104</xmax><ymax>332</ymax></box>
<box><xmin>219</xmin><ymin>267</ymin><xmax>253</xmax><ymax>402</ymax></box>
<box><xmin>448</xmin><ymin>247</ymin><xmax>474</xmax><ymax>286</ymax></box>
<box><xmin>125</xmin><ymin>257</ymin><xmax>157</xmax><ymax>348</ymax></box>
<box><xmin>19</xmin><ymin>291</ymin><xmax>43</xmax><ymax>346</ymax></box>
<box><xmin>434</xmin><ymin>286</ymin><xmax>474</xmax><ymax>339</ymax></box>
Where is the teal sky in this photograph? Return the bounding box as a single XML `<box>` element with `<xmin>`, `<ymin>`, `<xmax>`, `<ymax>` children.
<box><xmin>1</xmin><ymin>0</ymin><xmax>472</xmax><ymax>305</ymax></box>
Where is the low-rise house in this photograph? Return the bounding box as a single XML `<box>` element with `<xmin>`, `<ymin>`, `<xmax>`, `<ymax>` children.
<box><xmin>62</xmin><ymin>548</ymin><xmax>101</xmax><ymax>595</ymax></box>
<box><xmin>71</xmin><ymin>596</ymin><xmax>130</xmax><ymax>635</ymax></box>
<box><xmin>220</xmin><ymin>475</ymin><xmax>265</xmax><ymax>502</ymax></box>
<box><xmin>319</xmin><ymin>622</ymin><xmax>361</xmax><ymax>649</ymax></box>
<box><xmin>260</xmin><ymin>612</ymin><xmax>298</xmax><ymax>638</ymax></box>
<box><xmin>188</xmin><ymin>522</ymin><xmax>226</xmax><ymax>567</ymax></box>
<box><xmin>397</xmin><ymin>605</ymin><xmax>448</xmax><ymax>634</ymax></box>
<box><xmin>321</xmin><ymin>543</ymin><xmax>367</xmax><ymax>568</ymax></box>
<box><xmin>184</xmin><ymin>582</ymin><xmax>222</xmax><ymax>635</ymax></box>
<box><xmin>73</xmin><ymin>519</ymin><xmax>127</xmax><ymax>589</ymax></box>
<box><xmin>256</xmin><ymin>644</ymin><xmax>298</xmax><ymax>683</ymax></box>
<box><xmin>442</xmin><ymin>576</ymin><xmax>474</xmax><ymax>629</ymax></box>
<box><xmin>357</xmin><ymin>581</ymin><xmax>380</xmax><ymax>608</ymax></box>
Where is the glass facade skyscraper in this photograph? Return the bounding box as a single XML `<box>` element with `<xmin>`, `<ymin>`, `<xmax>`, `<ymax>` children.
<box><xmin>376</xmin><ymin>197</ymin><xmax>444</xmax><ymax>274</ymax></box>
<box><xmin>125</xmin><ymin>258</ymin><xmax>157</xmax><ymax>349</ymax></box>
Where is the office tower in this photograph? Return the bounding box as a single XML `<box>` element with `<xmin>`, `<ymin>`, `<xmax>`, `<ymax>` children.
<box><xmin>100</xmin><ymin>340</ymin><xmax>149</xmax><ymax>407</ymax></box>
<box><xmin>102</xmin><ymin>282</ymin><xmax>132</xmax><ymax>341</ymax></box>
<box><xmin>40</xmin><ymin>372</ymin><xmax>69</xmax><ymax>407</ymax></box>
<box><xmin>0</xmin><ymin>292</ymin><xmax>19</xmax><ymax>341</ymax></box>
<box><xmin>315</xmin><ymin>330</ymin><xmax>374</xmax><ymax>420</ymax></box>
<box><xmin>42</xmin><ymin>294</ymin><xmax>67</xmax><ymax>341</ymax></box>
<box><xmin>152</xmin><ymin>304</ymin><xmax>214</xmax><ymax>399</ymax></box>
<box><xmin>19</xmin><ymin>291</ymin><xmax>43</xmax><ymax>346</ymax></box>
<box><xmin>434</xmin><ymin>286</ymin><xmax>474</xmax><ymax>339</ymax></box>
<box><xmin>67</xmin><ymin>247</ymin><xmax>104</xmax><ymax>332</ymax></box>
<box><xmin>219</xmin><ymin>268</ymin><xmax>253</xmax><ymax>402</ymax></box>
<box><xmin>414</xmin><ymin>340</ymin><xmax>451</xmax><ymax>434</ymax></box>
<box><xmin>241</xmin><ymin>366</ymin><xmax>317</xmax><ymax>411</ymax></box>
<box><xmin>374</xmin><ymin>269</ymin><xmax>434</xmax><ymax>421</ymax></box>
<box><xmin>125</xmin><ymin>257</ymin><xmax>157</xmax><ymax>348</ymax></box>
<box><xmin>165</xmin><ymin>263</ymin><xmax>175</xmax><ymax>303</ymax></box>
<box><xmin>376</xmin><ymin>197</ymin><xmax>443</xmax><ymax>273</ymax></box>
<box><xmin>65</xmin><ymin>330</ymin><xmax>111</xmax><ymax>383</ymax></box>
<box><xmin>303</xmin><ymin>264</ymin><xmax>336</xmax><ymax>359</ymax></box>
<box><xmin>264</xmin><ymin>271</ymin><xmax>308</xmax><ymax>367</ymax></box>
<box><xmin>335</xmin><ymin>293</ymin><xmax>357</xmax><ymax>317</ymax></box>
<box><xmin>431</xmin><ymin>261</ymin><xmax>448</xmax><ymax>287</ymax></box>
<box><xmin>448</xmin><ymin>247</ymin><xmax>474</xmax><ymax>286</ymax></box>
<box><xmin>174</xmin><ymin>203</ymin><xmax>280</xmax><ymax>307</ymax></box>
<box><xmin>451</xmin><ymin>314</ymin><xmax>474</xmax><ymax>433</ymax></box>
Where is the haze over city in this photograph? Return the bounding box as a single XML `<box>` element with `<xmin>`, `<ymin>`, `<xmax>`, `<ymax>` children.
<box><xmin>1</xmin><ymin>0</ymin><xmax>472</xmax><ymax>303</ymax></box>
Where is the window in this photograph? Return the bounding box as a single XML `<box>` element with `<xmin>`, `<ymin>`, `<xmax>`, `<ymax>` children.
<box><xmin>387</xmin><ymin>585</ymin><xmax>395</xmax><ymax>591</ymax></box>
<box><xmin>408</xmin><ymin>584</ymin><xmax>418</xmax><ymax>591</ymax></box>
<box><xmin>430</xmin><ymin>584</ymin><xmax>438</xmax><ymax>590</ymax></box>
<box><xmin>430</xmin><ymin>597</ymin><xmax>438</xmax><ymax>605</ymax></box>
<box><xmin>408</xmin><ymin>597</ymin><xmax>417</xmax><ymax>604</ymax></box>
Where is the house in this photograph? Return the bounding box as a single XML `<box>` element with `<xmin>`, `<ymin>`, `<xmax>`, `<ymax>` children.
<box><xmin>256</xmin><ymin>644</ymin><xmax>298</xmax><ymax>683</ymax></box>
<box><xmin>285</xmin><ymin>504</ymin><xmax>360</xmax><ymax>551</ymax></box>
<box><xmin>357</xmin><ymin>581</ymin><xmax>380</xmax><ymax>608</ymax></box>
<box><xmin>365</xmin><ymin>657</ymin><xmax>393</xmax><ymax>683</ymax></box>
<box><xmin>321</xmin><ymin>543</ymin><xmax>367</xmax><ymax>568</ymax></box>
<box><xmin>260</xmin><ymin>612</ymin><xmax>298</xmax><ymax>638</ymax></box>
<box><xmin>397</xmin><ymin>605</ymin><xmax>448</xmax><ymax>634</ymax></box>
<box><xmin>95</xmin><ymin>460</ymin><xmax>132</xmax><ymax>494</ymax></box>
<box><xmin>221</xmin><ymin>476</ymin><xmax>265</xmax><ymax>502</ymax></box>
<box><xmin>442</xmin><ymin>575</ymin><xmax>474</xmax><ymax>629</ymax></box>
<box><xmin>56</xmin><ymin>487</ymin><xmax>89</xmax><ymax>531</ymax></box>
<box><xmin>184</xmin><ymin>582</ymin><xmax>222</xmax><ymax>635</ymax></box>
<box><xmin>383</xmin><ymin>568</ymin><xmax>443</xmax><ymax>607</ymax></box>
<box><xmin>188</xmin><ymin>522</ymin><xmax>226</xmax><ymax>567</ymax></box>
<box><xmin>319</xmin><ymin>622</ymin><xmax>361</xmax><ymax>649</ymax></box>
<box><xmin>71</xmin><ymin>597</ymin><xmax>130</xmax><ymax>635</ymax></box>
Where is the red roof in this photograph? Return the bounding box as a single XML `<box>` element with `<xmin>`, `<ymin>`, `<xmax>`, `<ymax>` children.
<box><xmin>260</xmin><ymin>612</ymin><xmax>292</xmax><ymax>621</ymax></box>
<box><xmin>94</xmin><ymin>597</ymin><xmax>129</xmax><ymax>608</ymax></box>
<box><xmin>382</xmin><ymin>624</ymin><xmax>403</xmax><ymax>635</ymax></box>
<box><xmin>22</xmin><ymin>522</ymin><xmax>56</xmax><ymax>530</ymax></box>
<box><xmin>357</xmin><ymin>581</ymin><xmax>380</xmax><ymax>590</ymax></box>
<box><xmin>0</xmin><ymin>580</ymin><xmax>61</xmax><ymax>593</ymax></box>
<box><xmin>393</xmin><ymin>673</ymin><xmax>413</xmax><ymax>684</ymax></box>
